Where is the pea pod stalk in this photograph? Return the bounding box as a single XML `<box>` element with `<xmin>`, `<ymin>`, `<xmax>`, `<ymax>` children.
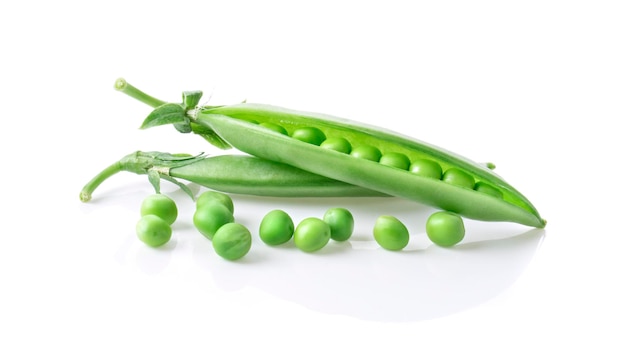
<box><xmin>80</xmin><ymin>151</ymin><xmax>386</xmax><ymax>202</ymax></box>
<box><xmin>116</xmin><ymin>78</ymin><xmax>546</xmax><ymax>228</ymax></box>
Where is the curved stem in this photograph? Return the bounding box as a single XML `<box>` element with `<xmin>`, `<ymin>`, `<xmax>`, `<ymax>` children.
<box><xmin>114</xmin><ymin>78</ymin><xmax>167</xmax><ymax>108</ymax></box>
<box><xmin>80</xmin><ymin>161</ymin><xmax>123</xmax><ymax>202</ymax></box>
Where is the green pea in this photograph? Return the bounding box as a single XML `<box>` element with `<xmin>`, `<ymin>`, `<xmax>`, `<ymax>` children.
<box><xmin>294</xmin><ymin>218</ymin><xmax>331</xmax><ymax>252</ymax></box>
<box><xmin>350</xmin><ymin>145</ymin><xmax>382</xmax><ymax>162</ymax></box>
<box><xmin>136</xmin><ymin>214</ymin><xmax>172</xmax><ymax>247</ymax></box>
<box><xmin>379</xmin><ymin>152</ymin><xmax>410</xmax><ymax>170</ymax></box>
<box><xmin>373</xmin><ymin>215</ymin><xmax>409</xmax><ymax>251</ymax></box>
<box><xmin>474</xmin><ymin>182</ymin><xmax>504</xmax><ymax>198</ymax></box>
<box><xmin>196</xmin><ymin>191</ymin><xmax>234</xmax><ymax>214</ymax></box>
<box><xmin>323</xmin><ymin>208</ymin><xmax>354</xmax><ymax>241</ymax></box>
<box><xmin>320</xmin><ymin>137</ymin><xmax>352</xmax><ymax>154</ymax></box>
<box><xmin>140</xmin><ymin>194</ymin><xmax>178</xmax><ymax>225</ymax></box>
<box><xmin>426</xmin><ymin>211</ymin><xmax>465</xmax><ymax>247</ymax></box>
<box><xmin>193</xmin><ymin>203</ymin><xmax>235</xmax><ymax>240</ymax></box>
<box><xmin>212</xmin><ymin>223</ymin><xmax>252</xmax><ymax>260</ymax></box>
<box><xmin>291</xmin><ymin>127</ymin><xmax>326</xmax><ymax>145</ymax></box>
<box><xmin>260</xmin><ymin>122</ymin><xmax>288</xmax><ymax>135</ymax></box>
<box><xmin>442</xmin><ymin>168</ymin><xmax>475</xmax><ymax>189</ymax></box>
<box><xmin>259</xmin><ymin>209</ymin><xmax>294</xmax><ymax>245</ymax></box>
<box><xmin>409</xmin><ymin>159</ymin><xmax>442</xmax><ymax>179</ymax></box>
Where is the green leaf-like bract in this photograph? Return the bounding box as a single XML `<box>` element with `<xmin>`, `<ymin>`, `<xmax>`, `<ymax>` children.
<box><xmin>141</xmin><ymin>103</ymin><xmax>187</xmax><ymax>129</ymax></box>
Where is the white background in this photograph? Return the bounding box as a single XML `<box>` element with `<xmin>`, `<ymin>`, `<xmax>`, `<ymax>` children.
<box><xmin>1</xmin><ymin>1</ymin><xmax>625</xmax><ymax>350</ymax></box>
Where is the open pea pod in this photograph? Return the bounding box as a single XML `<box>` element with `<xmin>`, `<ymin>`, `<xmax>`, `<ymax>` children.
<box><xmin>116</xmin><ymin>79</ymin><xmax>546</xmax><ymax>228</ymax></box>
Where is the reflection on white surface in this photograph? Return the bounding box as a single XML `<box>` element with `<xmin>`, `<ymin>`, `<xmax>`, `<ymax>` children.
<box><xmin>113</xmin><ymin>193</ymin><xmax>545</xmax><ymax>322</ymax></box>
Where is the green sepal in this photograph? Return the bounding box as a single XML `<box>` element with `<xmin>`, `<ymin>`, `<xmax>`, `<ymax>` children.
<box><xmin>183</xmin><ymin>90</ymin><xmax>203</xmax><ymax>109</ymax></box>
<box><xmin>190</xmin><ymin>122</ymin><xmax>231</xmax><ymax>149</ymax></box>
<box><xmin>147</xmin><ymin>169</ymin><xmax>161</xmax><ymax>194</ymax></box>
<box><xmin>141</xmin><ymin>103</ymin><xmax>187</xmax><ymax>129</ymax></box>
<box><xmin>161</xmin><ymin>175</ymin><xmax>196</xmax><ymax>201</ymax></box>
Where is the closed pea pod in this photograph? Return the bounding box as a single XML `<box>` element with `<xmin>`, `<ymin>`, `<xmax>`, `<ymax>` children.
<box><xmin>115</xmin><ymin>79</ymin><xmax>546</xmax><ymax>228</ymax></box>
<box><xmin>80</xmin><ymin>152</ymin><xmax>386</xmax><ymax>202</ymax></box>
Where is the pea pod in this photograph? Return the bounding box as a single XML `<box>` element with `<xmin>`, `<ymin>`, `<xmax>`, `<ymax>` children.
<box><xmin>116</xmin><ymin>79</ymin><xmax>546</xmax><ymax>228</ymax></box>
<box><xmin>79</xmin><ymin>151</ymin><xmax>385</xmax><ymax>202</ymax></box>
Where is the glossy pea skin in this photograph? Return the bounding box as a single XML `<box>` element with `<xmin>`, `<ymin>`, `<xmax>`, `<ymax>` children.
<box><xmin>136</xmin><ymin>215</ymin><xmax>172</xmax><ymax>247</ymax></box>
<box><xmin>442</xmin><ymin>168</ymin><xmax>475</xmax><ymax>189</ymax></box>
<box><xmin>350</xmin><ymin>145</ymin><xmax>382</xmax><ymax>162</ymax></box>
<box><xmin>323</xmin><ymin>208</ymin><xmax>354</xmax><ymax>241</ymax></box>
<box><xmin>259</xmin><ymin>209</ymin><xmax>294</xmax><ymax>245</ymax></box>
<box><xmin>474</xmin><ymin>182</ymin><xmax>504</xmax><ymax>198</ymax></box>
<box><xmin>196</xmin><ymin>191</ymin><xmax>234</xmax><ymax>214</ymax></box>
<box><xmin>373</xmin><ymin>215</ymin><xmax>409</xmax><ymax>251</ymax></box>
<box><xmin>320</xmin><ymin>137</ymin><xmax>352</xmax><ymax>154</ymax></box>
<box><xmin>193</xmin><ymin>203</ymin><xmax>235</xmax><ymax>240</ymax></box>
<box><xmin>140</xmin><ymin>194</ymin><xmax>178</xmax><ymax>225</ymax></box>
<box><xmin>294</xmin><ymin>218</ymin><xmax>331</xmax><ymax>252</ymax></box>
<box><xmin>379</xmin><ymin>152</ymin><xmax>410</xmax><ymax>170</ymax></box>
<box><xmin>291</xmin><ymin>127</ymin><xmax>326</xmax><ymax>145</ymax></box>
<box><xmin>260</xmin><ymin>122</ymin><xmax>288</xmax><ymax>135</ymax></box>
<box><xmin>212</xmin><ymin>223</ymin><xmax>252</xmax><ymax>260</ymax></box>
<box><xmin>409</xmin><ymin>159</ymin><xmax>443</xmax><ymax>179</ymax></box>
<box><xmin>426</xmin><ymin>211</ymin><xmax>465</xmax><ymax>247</ymax></box>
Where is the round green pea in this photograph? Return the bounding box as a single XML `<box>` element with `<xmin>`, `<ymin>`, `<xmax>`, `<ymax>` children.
<box><xmin>320</xmin><ymin>137</ymin><xmax>352</xmax><ymax>153</ymax></box>
<box><xmin>291</xmin><ymin>127</ymin><xmax>326</xmax><ymax>145</ymax></box>
<box><xmin>196</xmin><ymin>191</ymin><xmax>234</xmax><ymax>214</ymax></box>
<box><xmin>136</xmin><ymin>215</ymin><xmax>172</xmax><ymax>247</ymax></box>
<box><xmin>294</xmin><ymin>218</ymin><xmax>331</xmax><ymax>252</ymax></box>
<box><xmin>379</xmin><ymin>152</ymin><xmax>410</xmax><ymax>170</ymax></box>
<box><xmin>259</xmin><ymin>209</ymin><xmax>294</xmax><ymax>245</ymax></box>
<box><xmin>350</xmin><ymin>145</ymin><xmax>382</xmax><ymax>162</ymax></box>
<box><xmin>193</xmin><ymin>203</ymin><xmax>235</xmax><ymax>240</ymax></box>
<box><xmin>426</xmin><ymin>211</ymin><xmax>465</xmax><ymax>247</ymax></box>
<box><xmin>474</xmin><ymin>182</ymin><xmax>504</xmax><ymax>198</ymax></box>
<box><xmin>373</xmin><ymin>215</ymin><xmax>409</xmax><ymax>251</ymax></box>
<box><xmin>409</xmin><ymin>159</ymin><xmax>443</xmax><ymax>179</ymax></box>
<box><xmin>140</xmin><ymin>194</ymin><xmax>178</xmax><ymax>225</ymax></box>
<box><xmin>212</xmin><ymin>223</ymin><xmax>252</xmax><ymax>260</ymax></box>
<box><xmin>442</xmin><ymin>168</ymin><xmax>475</xmax><ymax>189</ymax></box>
<box><xmin>323</xmin><ymin>208</ymin><xmax>354</xmax><ymax>241</ymax></box>
<box><xmin>260</xmin><ymin>122</ymin><xmax>288</xmax><ymax>135</ymax></box>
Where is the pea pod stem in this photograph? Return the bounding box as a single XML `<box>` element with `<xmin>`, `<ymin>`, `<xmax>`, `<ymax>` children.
<box><xmin>114</xmin><ymin>78</ymin><xmax>166</xmax><ymax>108</ymax></box>
<box><xmin>80</xmin><ymin>151</ymin><xmax>386</xmax><ymax>202</ymax></box>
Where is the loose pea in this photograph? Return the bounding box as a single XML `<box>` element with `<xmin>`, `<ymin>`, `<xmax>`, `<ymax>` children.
<box><xmin>426</xmin><ymin>211</ymin><xmax>465</xmax><ymax>247</ymax></box>
<box><xmin>320</xmin><ymin>137</ymin><xmax>352</xmax><ymax>154</ymax></box>
<box><xmin>196</xmin><ymin>191</ymin><xmax>234</xmax><ymax>214</ymax></box>
<box><xmin>373</xmin><ymin>215</ymin><xmax>409</xmax><ymax>250</ymax></box>
<box><xmin>193</xmin><ymin>203</ymin><xmax>235</xmax><ymax>240</ymax></box>
<box><xmin>294</xmin><ymin>218</ymin><xmax>331</xmax><ymax>252</ymax></box>
<box><xmin>379</xmin><ymin>152</ymin><xmax>410</xmax><ymax>170</ymax></box>
<box><xmin>350</xmin><ymin>145</ymin><xmax>382</xmax><ymax>162</ymax></box>
<box><xmin>212</xmin><ymin>223</ymin><xmax>252</xmax><ymax>260</ymax></box>
<box><xmin>136</xmin><ymin>214</ymin><xmax>172</xmax><ymax>247</ymax></box>
<box><xmin>322</xmin><ymin>208</ymin><xmax>354</xmax><ymax>241</ymax></box>
<box><xmin>291</xmin><ymin>127</ymin><xmax>326</xmax><ymax>145</ymax></box>
<box><xmin>140</xmin><ymin>194</ymin><xmax>178</xmax><ymax>225</ymax></box>
<box><xmin>474</xmin><ymin>182</ymin><xmax>504</xmax><ymax>198</ymax></box>
<box><xmin>259</xmin><ymin>209</ymin><xmax>294</xmax><ymax>245</ymax></box>
<box><xmin>442</xmin><ymin>168</ymin><xmax>475</xmax><ymax>189</ymax></box>
<box><xmin>409</xmin><ymin>159</ymin><xmax>443</xmax><ymax>179</ymax></box>
<box><xmin>260</xmin><ymin>122</ymin><xmax>288</xmax><ymax>135</ymax></box>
